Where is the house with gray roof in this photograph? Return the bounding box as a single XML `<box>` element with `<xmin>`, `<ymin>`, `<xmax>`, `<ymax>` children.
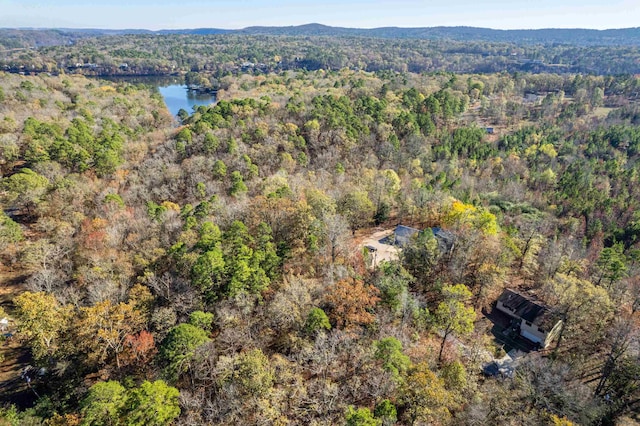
<box><xmin>495</xmin><ymin>288</ymin><xmax>562</xmax><ymax>348</ymax></box>
<box><xmin>392</xmin><ymin>225</ymin><xmax>455</xmax><ymax>255</ymax></box>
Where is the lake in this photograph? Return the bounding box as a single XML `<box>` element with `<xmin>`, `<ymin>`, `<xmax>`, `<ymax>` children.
<box><xmin>99</xmin><ymin>75</ymin><xmax>217</xmax><ymax>117</ymax></box>
<box><xmin>159</xmin><ymin>84</ymin><xmax>217</xmax><ymax>117</ymax></box>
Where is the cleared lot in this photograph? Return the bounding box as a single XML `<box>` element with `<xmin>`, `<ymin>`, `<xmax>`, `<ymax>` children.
<box><xmin>361</xmin><ymin>229</ymin><xmax>399</xmax><ymax>267</ymax></box>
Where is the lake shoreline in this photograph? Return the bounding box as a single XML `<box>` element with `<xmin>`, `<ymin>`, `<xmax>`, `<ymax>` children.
<box><xmin>91</xmin><ymin>75</ymin><xmax>218</xmax><ymax>116</ymax></box>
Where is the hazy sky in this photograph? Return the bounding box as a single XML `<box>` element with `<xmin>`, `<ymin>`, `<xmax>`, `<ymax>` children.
<box><xmin>1</xmin><ymin>0</ymin><xmax>639</xmax><ymax>30</ymax></box>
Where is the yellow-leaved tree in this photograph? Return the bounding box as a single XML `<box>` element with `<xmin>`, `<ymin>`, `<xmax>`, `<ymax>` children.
<box><xmin>435</xmin><ymin>284</ymin><xmax>476</xmax><ymax>362</ymax></box>
<box><xmin>543</xmin><ymin>273</ymin><xmax>613</xmax><ymax>351</ymax></box>
<box><xmin>444</xmin><ymin>199</ymin><xmax>499</xmax><ymax>235</ymax></box>
<box><xmin>14</xmin><ymin>291</ymin><xmax>72</xmax><ymax>362</ymax></box>
<box><xmin>400</xmin><ymin>361</ymin><xmax>455</xmax><ymax>425</ymax></box>
<box><xmin>77</xmin><ymin>299</ymin><xmax>146</xmax><ymax>368</ymax></box>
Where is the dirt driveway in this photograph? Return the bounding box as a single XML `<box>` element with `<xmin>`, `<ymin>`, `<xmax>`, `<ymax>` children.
<box><xmin>361</xmin><ymin>229</ymin><xmax>399</xmax><ymax>267</ymax></box>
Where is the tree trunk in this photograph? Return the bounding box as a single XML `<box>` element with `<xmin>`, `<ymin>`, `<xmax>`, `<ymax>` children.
<box><xmin>594</xmin><ymin>355</ymin><xmax>614</xmax><ymax>397</ymax></box>
<box><xmin>473</xmin><ymin>281</ymin><xmax>485</xmax><ymax>310</ymax></box>
<box><xmin>519</xmin><ymin>231</ymin><xmax>535</xmax><ymax>270</ymax></box>
<box><xmin>553</xmin><ymin>312</ymin><xmax>568</xmax><ymax>354</ymax></box>
<box><xmin>438</xmin><ymin>331</ymin><xmax>449</xmax><ymax>363</ymax></box>
<box><xmin>331</xmin><ymin>238</ymin><xmax>337</xmax><ymax>265</ymax></box>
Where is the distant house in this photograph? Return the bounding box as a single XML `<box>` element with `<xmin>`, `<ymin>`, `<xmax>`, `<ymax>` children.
<box><xmin>495</xmin><ymin>289</ymin><xmax>562</xmax><ymax>348</ymax></box>
<box><xmin>523</xmin><ymin>93</ymin><xmax>542</xmax><ymax>103</ymax></box>
<box><xmin>392</xmin><ymin>225</ymin><xmax>455</xmax><ymax>255</ymax></box>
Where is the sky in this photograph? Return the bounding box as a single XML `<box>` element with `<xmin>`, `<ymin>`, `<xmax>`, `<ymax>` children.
<box><xmin>1</xmin><ymin>0</ymin><xmax>639</xmax><ymax>31</ymax></box>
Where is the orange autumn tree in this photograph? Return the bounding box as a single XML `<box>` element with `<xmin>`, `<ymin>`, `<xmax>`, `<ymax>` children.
<box><xmin>325</xmin><ymin>278</ymin><xmax>380</xmax><ymax>329</ymax></box>
<box><xmin>121</xmin><ymin>330</ymin><xmax>157</xmax><ymax>368</ymax></box>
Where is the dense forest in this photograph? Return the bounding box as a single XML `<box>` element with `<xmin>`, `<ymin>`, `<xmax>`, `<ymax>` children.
<box><xmin>2</xmin><ymin>30</ymin><xmax>640</xmax><ymax>76</ymax></box>
<box><xmin>3</xmin><ymin>25</ymin><xmax>640</xmax><ymax>46</ymax></box>
<box><xmin>1</xmin><ymin>29</ymin><xmax>640</xmax><ymax>426</ymax></box>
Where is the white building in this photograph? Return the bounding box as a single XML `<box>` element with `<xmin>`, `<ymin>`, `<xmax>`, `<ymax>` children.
<box><xmin>496</xmin><ymin>289</ymin><xmax>562</xmax><ymax>348</ymax></box>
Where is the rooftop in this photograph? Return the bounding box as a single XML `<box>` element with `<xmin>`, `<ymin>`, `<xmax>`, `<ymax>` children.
<box><xmin>497</xmin><ymin>288</ymin><xmax>558</xmax><ymax>329</ymax></box>
<box><xmin>393</xmin><ymin>225</ymin><xmax>420</xmax><ymax>247</ymax></box>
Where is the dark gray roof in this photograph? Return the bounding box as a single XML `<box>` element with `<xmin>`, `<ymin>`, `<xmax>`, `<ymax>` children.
<box><xmin>432</xmin><ymin>227</ymin><xmax>455</xmax><ymax>252</ymax></box>
<box><xmin>498</xmin><ymin>289</ymin><xmax>556</xmax><ymax>328</ymax></box>
<box><xmin>393</xmin><ymin>225</ymin><xmax>420</xmax><ymax>247</ymax></box>
<box><xmin>393</xmin><ymin>225</ymin><xmax>456</xmax><ymax>252</ymax></box>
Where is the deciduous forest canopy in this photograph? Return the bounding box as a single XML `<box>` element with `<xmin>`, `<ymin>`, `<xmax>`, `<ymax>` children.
<box><xmin>0</xmin><ymin>26</ymin><xmax>639</xmax><ymax>425</ymax></box>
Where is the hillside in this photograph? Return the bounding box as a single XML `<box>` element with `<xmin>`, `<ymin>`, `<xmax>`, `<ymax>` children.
<box><xmin>2</xmin><ymin>24</ymin><xmax>640</xmax><ymax>50</ymax></box>
<box><xmin>2</xmin><ymin>31</ymin><xmax>640</xmax><ymax>77</ymax></box>
<box><xmin>239</xmin><ymin>24</ymin><xmax>640</xmax><ymax>46</ymax></box>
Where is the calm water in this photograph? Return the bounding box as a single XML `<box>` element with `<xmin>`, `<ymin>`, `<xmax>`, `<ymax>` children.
<box><xmin>99</xmin><ymin>75</ymin><xmax>216</xmax><ymax>117</ymax></box>
<box><xmin>159</xmin><ymin>84</ymin><xmax>216</xmax><ymax>117</ymax></box>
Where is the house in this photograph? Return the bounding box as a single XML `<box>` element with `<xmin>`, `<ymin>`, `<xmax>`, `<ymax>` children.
<box><xmin>392</xmin><ymin>225</ymin><xmax>420</xmax><ymax>247</ymax></box>
<box><xmin>432</xmin><ymin>227</ymin><xmax>455</xmax><ymax>255</ymax></box>
<box><xmin>363</xmin><ymin>225</ymin><xmax>456</xmax><ymax>269</ymax></box>
<box><xmin>523</xmin><ymin>93</ymin><xmax>543</xmax><ymax>103</ymax></box>
<box><xmin>392</xmin><ymin>225</ymin><xmax>455</xmax><ymax>255</ymax></box>
<box><xmin>485</xmin><ymin>127</ymin><xmax>495</xmax><ymax>134</ymax></box>
<box><xmin>495</xmin><ymin>289</ymin><xmax>562</xmax><ymax>348</ymax></box>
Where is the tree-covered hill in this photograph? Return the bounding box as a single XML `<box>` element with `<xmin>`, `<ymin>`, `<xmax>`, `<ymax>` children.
<box><xmin>239</xmin><ymin>24</ymin><xmax>640</xmax><ymax>46</ymax></box>
<box><xmin>2</xmin><ymin>31</ymin><xmax>640</xmax><ymax>77</ymax></box>
<box><xmin>4</xmin><ymin>25</ymin><xmax>640</xmax><ymax>47</ymax></box>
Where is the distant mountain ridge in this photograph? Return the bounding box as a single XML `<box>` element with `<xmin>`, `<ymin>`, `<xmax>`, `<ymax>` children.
<box><xmin>237</xmin><ymin>24</ymin><xmax>640</xmax><ymax>45</ymax></box>
<box><xmin>2</xmin><ymin>24</ymin><xmax>640</xmax><ymax>47</ymax></box>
